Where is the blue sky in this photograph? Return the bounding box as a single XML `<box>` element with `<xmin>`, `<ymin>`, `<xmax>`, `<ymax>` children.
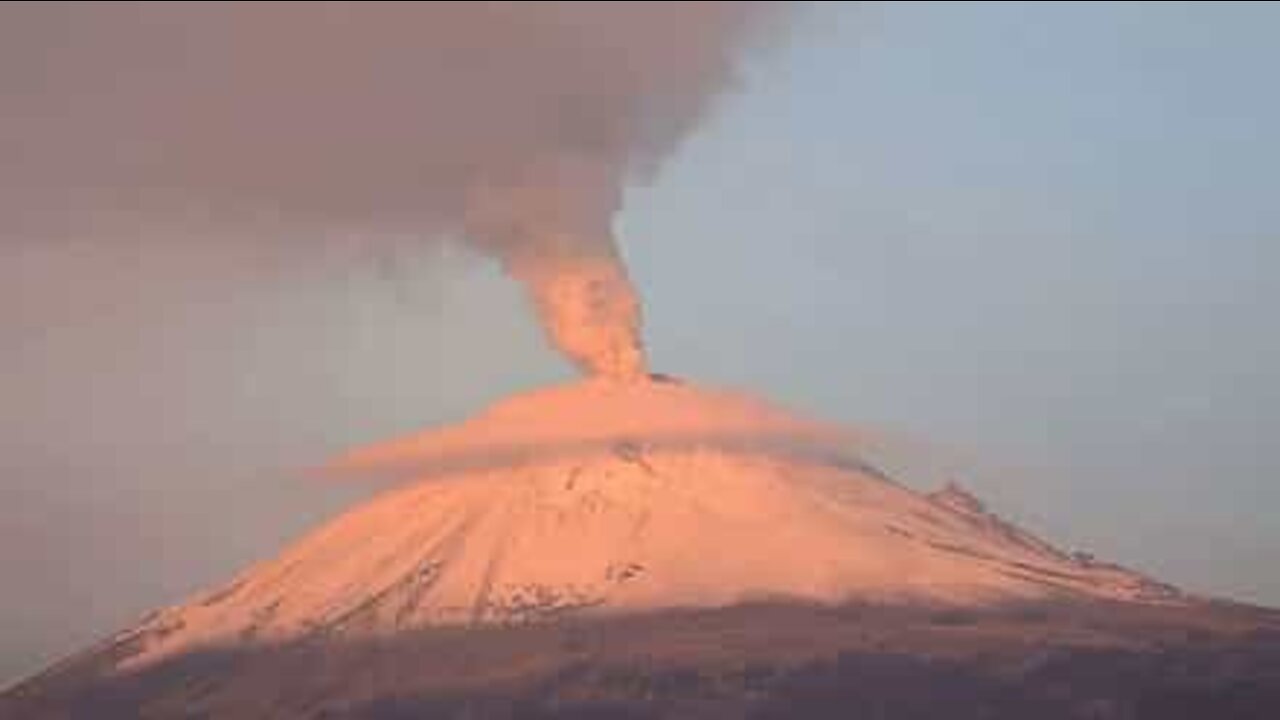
<box><xmin>2</xmin><ymin>1</ymin><xmax>1278</xmax><ymax>683</ymax></box>
<box><xmin>626</xmin><ymin>0</ymin><xmax>1280</xmax><ymax>601</ymax></box>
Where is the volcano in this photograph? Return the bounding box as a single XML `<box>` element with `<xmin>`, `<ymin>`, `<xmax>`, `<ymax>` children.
<box><xmin>4</xmin><ymin>378</ymin><xmax>1277</xmax><ymax>719</ymax></box>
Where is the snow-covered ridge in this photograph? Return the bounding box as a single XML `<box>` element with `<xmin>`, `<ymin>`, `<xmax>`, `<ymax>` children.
<box><xmin>116</xmin><ymin>378</ymin><xmax>1181</xmax><ymax>669</ymax></box>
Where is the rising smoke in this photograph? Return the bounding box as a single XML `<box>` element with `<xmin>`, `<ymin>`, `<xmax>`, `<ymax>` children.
<box><xmin>0</xmin><ymin>2</ymin><xmax>783</xmax><ymax>380</ymax></box>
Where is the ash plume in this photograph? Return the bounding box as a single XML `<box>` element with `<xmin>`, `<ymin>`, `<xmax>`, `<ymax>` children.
<box><xmin>0</xmin><ymin>2</ymin><xmax>784</xmax><ymax>380</ymax></box>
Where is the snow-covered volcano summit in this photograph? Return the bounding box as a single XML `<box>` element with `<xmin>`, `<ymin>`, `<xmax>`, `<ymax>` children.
<box><xmin>117</xmin><ymin>377</ymin><xmax>1179</xmax><ymax>668</ymax></box>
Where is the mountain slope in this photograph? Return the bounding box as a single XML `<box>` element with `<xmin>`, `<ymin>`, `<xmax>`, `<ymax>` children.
<box><xmin>7</xmin><ymin>598</ymin><xmax>1278</xmax><ymax>719</ymax></box>
<box><xmin>94</xmin><ymin>378</ymin><xmax>1177</xmax><ymax>672</ymax></box>
<box><xmin>10</xmin><ymin>377</ymin><xmax>1278</xmax><ymax>720</ymax></box>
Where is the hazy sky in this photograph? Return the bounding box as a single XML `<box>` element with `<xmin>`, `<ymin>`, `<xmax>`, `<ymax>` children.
<box><xmin>3</xmin><ymin>1</ymin><xmax>1279</xmax><ymax>685</ymax></box>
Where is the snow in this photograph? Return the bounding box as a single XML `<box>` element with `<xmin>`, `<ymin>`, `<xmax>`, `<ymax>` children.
<box><xmin>117</xmin><ymin>378</ymin><xmax>1180</xmax><ymax>668</ymax></box>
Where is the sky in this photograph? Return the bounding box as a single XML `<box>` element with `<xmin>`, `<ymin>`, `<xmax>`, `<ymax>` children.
<box><xmin>3</xmin><ymin>1</ymin><xmax>1279</xmax><ymax>685</ymax></box>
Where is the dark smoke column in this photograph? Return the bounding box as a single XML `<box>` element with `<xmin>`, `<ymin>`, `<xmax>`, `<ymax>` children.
<box><xmin>466</xmin><ymin>156</ymin><xmax>648</xmax><ymax>382</ymax></box>
<box><xmin>0</xmin><ymin>3</ymin><xmax>785</xmax><ymax>382</ymax></box>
